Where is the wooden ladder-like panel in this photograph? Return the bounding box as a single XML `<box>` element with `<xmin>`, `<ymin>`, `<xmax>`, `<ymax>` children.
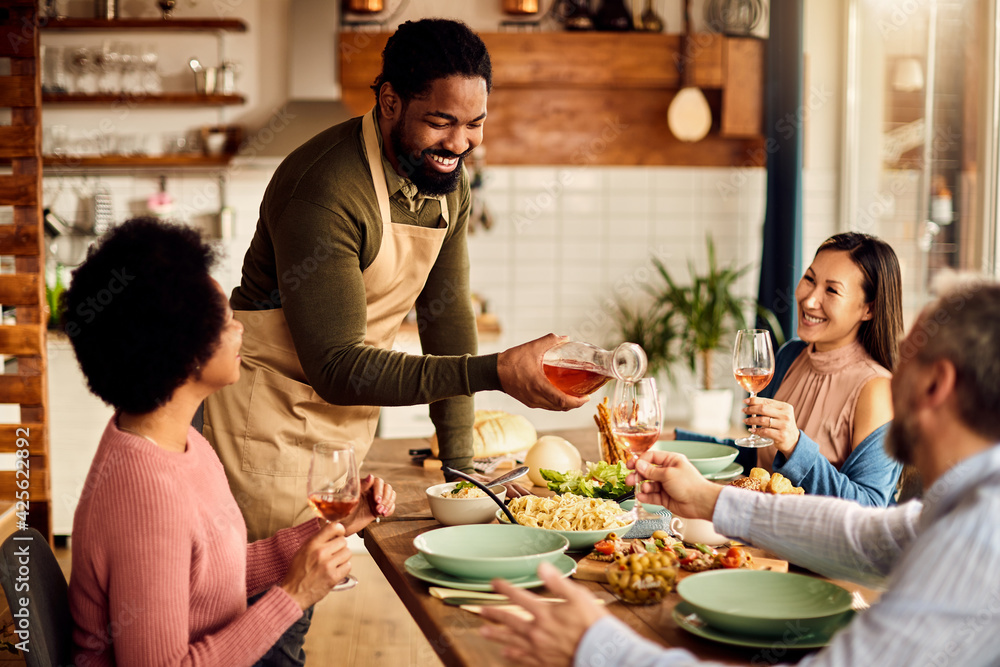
<box><xmin>0</xmin><ymin>1</ymin><xmax>51</xmax><ymax>541</ymax></box>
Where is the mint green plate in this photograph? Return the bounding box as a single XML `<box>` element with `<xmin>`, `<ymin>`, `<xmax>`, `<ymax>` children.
<box><xmin>414</xmin><ymin>524</ymin><xmax>569</xmax><ymax>580</ymax></box>
<box><xmin>703</xmin><ymin>462</ymin><xmax>743</xmax><ymax>481</ymax></box>
<box><xmin>673</xmin><ymin>601</ymin><xmax>854</xmax><ymax>649</ymax></box>
<box><xmin>651</xmin><ymin>441</ymin><xmax>739</xmax><ymax>474</ymax></box>
<box><xmin>496</xmin><ymin>509</ymin><xmax>637</xmax><ymax>552</ymax></box>
<box><xmin>404</xmin><ymin>553</ymin><xmax>576</xmax><ymax>591</ymax></box>
<box><xmin>677</xmin><ymin>570</ymin><xmax>854</xmax><ymax>637</ymax></box>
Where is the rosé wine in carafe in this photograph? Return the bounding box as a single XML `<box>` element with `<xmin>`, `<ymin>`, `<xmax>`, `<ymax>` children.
<box><xmin>542</xmin><ymin>341</ymin><xmax>647</xmax><ymax>397</ymax></box>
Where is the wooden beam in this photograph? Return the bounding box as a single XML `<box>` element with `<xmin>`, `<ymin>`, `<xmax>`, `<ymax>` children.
<box><xmin>0</xmin><ymin>462</ymin><xmax>49</xmax><ymax>502</ymax></box>
<box><xmin>0</xmin><ymin>325</ymin><xmax>43</xmax><ymax>356</ymax></box>
<box><xmin>0</xmin><ymin>274</ymin><xmax>41</xmax><ymax>305</ymax></box>
<box><xmin>0</xmin><ymin>375</ymin><xmax>42</xmax><ymax>405</ymax></box>
<box><xmin>0</xmin><ymin>224</ymin><xmax>40</xmax><ymax>256</ymax></box>
<box><xmin>0</xmin><ymin>424</ymin><xmax>45</xmax><ymax>455</ymax></box>
<box><xmin>0</xmin><ymin>175</ymin><xmax>38</xmax><ymax>206</ymax></box>
<box><xmin>0</xmin><ymin>76</ymin><xmax>37</xmax><ymax>107</ymax></box>
<box><xmin>0</xmin><ymin>126</ymin><xmax>36</xmax><ymax>158</ymax></box>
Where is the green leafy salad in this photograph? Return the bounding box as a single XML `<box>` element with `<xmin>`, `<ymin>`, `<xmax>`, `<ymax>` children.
<box><xmin>539</xmin><ymin>461</ymin><xmax>633</xmax><ymax>499</ymax></box>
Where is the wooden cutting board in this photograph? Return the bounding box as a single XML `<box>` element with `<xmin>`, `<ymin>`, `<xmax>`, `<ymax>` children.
<box><xmin>572</xmin><ymin>549</ymin><xmax>788</xmax><ymax>583</ymax></box>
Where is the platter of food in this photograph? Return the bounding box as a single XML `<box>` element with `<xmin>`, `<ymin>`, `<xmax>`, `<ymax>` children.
<box><xmin>730</xmin><ymin>468</ymin><xmax>805</xmax><ymax>494</ymax></box>
<box><xmin>572</xmin><ymin>531</ymin><xmax>787</xmax><ymax>583</ymax></box>
<box><xmin>497</xmin><ymin>492</ymin><xmax>637</xmax><ymax>551</ymax></box>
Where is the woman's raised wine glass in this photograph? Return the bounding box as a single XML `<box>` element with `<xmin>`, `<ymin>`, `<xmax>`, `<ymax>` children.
<box><xmin>307</xmin><ymin>442</ymin><xmax>360</xmax><ymax>591</ymax></box>
<box><xmin>732</xmin><ymin>329</ymin><xmax>775</xmax><ymax>447</ymax></box>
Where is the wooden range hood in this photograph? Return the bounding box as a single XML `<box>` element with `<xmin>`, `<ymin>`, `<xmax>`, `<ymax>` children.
<box><xmin>339</xmin><ymin>32</ymin><xmax>765</xmax><ymax>167</ymax></box>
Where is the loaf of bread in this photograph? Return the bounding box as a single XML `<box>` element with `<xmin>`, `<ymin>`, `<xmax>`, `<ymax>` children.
<box><xmin>429</xmin><ymin>410</ymin><xmax>538</xmax><ymax>459</ymax></box>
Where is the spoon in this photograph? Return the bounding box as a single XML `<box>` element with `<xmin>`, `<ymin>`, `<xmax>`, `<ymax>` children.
<box><xmin>483</xmin><ymin>466</ymin><xmax>529</xmax><ymax>488</ymax></box>
<box><xmin>441</xmin><ymin>465</ymin><xmax>518</xmax><ymax>525</ymax></box>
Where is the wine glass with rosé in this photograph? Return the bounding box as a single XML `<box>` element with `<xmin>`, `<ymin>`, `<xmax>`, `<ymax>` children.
<box><xmin>732</xmin><ymin>329</ymin><xmax>775</xmax><ymax>447</ymax></box>
<box><xmin>307</xmin><ymin>442</ymin><xmax>361</xmax><ymax>591</ymax></box>
<box><xmin>611</xmin><ymin>377</ymin><xmax>662</xmax><ymax>458</ymax></box>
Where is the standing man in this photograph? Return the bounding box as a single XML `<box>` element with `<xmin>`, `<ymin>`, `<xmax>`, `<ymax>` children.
<box><xmin>480</xmin><ymin>276</ymin><xmax>1000</xmax><ymax>667</ymax></box>
<box><xmin>203</xmin><ymin>18</ymin><xmax>584</xmax><ymax>544</ymax></box>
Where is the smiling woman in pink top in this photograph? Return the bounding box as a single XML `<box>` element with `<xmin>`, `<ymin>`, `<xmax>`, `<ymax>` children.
<box><xmin>62</xmin><ymin>218</ymin><xmax>396</xmax><ymax>666</ymax></box>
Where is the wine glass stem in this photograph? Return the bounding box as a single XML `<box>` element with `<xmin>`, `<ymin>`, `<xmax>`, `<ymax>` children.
<box><xmin>748</xmin><ymin>391</ymin><xmax>756</xmax><ymax>435</ymax></box>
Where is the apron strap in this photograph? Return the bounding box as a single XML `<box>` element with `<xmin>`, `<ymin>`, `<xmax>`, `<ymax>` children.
<box><xmin>362</xmin><ymin>108</ymin><xmax>393</xmax><ymax>227</ymax></box>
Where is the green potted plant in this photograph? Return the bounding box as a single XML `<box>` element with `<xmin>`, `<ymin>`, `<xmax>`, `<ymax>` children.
<box><xmin>644</xmin><ymin>235</ymin><xmax>781</xmax><ymax>432</ymax></box>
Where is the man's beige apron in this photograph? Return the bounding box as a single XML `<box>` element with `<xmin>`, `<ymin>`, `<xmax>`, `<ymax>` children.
<box><xmin>204</xmin><ymin>109</ymin><xmax>448</xmax><ymax>541</ymax></box>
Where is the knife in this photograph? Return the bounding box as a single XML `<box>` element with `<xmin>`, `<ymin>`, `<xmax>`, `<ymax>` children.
<box><xmin>442</xmin><ymin>597</ymin><xmax>565</xmax><ymax>607</ymax></box>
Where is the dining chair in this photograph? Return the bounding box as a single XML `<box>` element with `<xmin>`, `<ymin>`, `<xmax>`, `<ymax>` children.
<box><xmin>0</xmin><ymin>528</ymin><xmax>73</xmax><ymax>667</ymax></box>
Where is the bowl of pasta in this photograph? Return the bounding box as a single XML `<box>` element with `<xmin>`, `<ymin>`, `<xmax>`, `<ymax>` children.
<box><xmin>413</xmin><ymin>524</ymin><xmax>569</xmax><ymax>580</ymax></box>
<box><xmin>497</xmin><ymin>493</ymin><xmax>637</xmax><ymax>551</ymax></box>
<box><xmin>426</xmin><ymin>481</ymin><xmax>507</xmax><ymax>526</ymax></box>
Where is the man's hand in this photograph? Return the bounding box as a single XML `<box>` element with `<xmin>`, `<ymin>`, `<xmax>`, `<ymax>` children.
<box><xmin>497</xmin><ymin>334</ymin><xmax>588</xmax><ymax>412</ymax></box>
<box><xmin>626</xmin><ymin>450</ymin><xmax>723</xmax><ymax>521</ymax></box>
<box><xmin>479</xmin><ymin>562</ymin><xmax>608</xmax><ymax>667</ymax></box>
<box><xmin>342</xmin><ymin>474</ymin><xmax>396</xmax><ymax>535</ymax></box>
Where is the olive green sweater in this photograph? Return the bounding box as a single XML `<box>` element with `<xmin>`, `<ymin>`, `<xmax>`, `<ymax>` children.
<box><xmin>231</xmin><ymin>115</ymin><xmax>501</xmax><ymax>472</ymax></box>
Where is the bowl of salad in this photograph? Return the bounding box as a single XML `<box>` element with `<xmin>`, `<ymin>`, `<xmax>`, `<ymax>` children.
<box><xmin>426</xmin><ymin>481</ymin><xmax>506</xmax><ymax>526</ymax></box>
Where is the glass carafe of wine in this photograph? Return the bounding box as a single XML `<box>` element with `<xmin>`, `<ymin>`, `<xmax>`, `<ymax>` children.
<box><xmin>543</xmin><ymin>341</ymin><xmax>647</xmax><ymax>397</ymax></box>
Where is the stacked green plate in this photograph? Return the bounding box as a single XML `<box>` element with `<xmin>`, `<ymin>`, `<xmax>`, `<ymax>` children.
<box><xmin>413</xmin><ymin>524</ymin><xmax>568</xmax><ymax>580</ymax></box>
<box><xmin>676</xmin><ymin>570</ymin><xmax>854</xmax><ymax>638</ymax></box>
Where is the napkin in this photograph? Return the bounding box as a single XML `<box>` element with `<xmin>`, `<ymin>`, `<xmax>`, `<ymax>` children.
<box><xmin>621</xmin><ymin>504</ymin><xmax>673</xmax><ymax>539</ymax></box>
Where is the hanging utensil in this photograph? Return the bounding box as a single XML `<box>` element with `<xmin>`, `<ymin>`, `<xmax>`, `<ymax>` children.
<box><xmin>667</xmin><ymin>0</ymin><xmax>713</xmax><ymax>142</ymax></box>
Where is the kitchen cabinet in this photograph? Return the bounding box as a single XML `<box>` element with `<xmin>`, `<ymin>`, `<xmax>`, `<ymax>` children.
<box><xmin>39</xmin><ymin>17</ymin><xmax>248</xmax><ymax>170</ymax></box>
<box><xmin>340</xmin><ymin>31</ymin><xmax>766</xmax><ymax>167</ymax></box>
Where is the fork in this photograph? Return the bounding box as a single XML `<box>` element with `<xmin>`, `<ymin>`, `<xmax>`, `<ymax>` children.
<box><xmin>851</xmin><ymin>591</ymin><xmax>870</xmax><ymax>611</ymax></box>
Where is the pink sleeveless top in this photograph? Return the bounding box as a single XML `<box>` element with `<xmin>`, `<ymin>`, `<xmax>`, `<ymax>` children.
<box><xmin>757</xmin><ymin>340</ymin><xmax>891</xmax><ymax>472</ymax></box>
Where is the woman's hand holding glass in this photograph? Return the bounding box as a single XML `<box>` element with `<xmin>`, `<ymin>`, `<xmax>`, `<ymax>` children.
<box><xmin>742</xmin><ymin>396</ymin><xmax>802</xmax><ymax>456</ymax></box>
<box><xmin>340</xmin><ymin>474</ymin><xmax>397</xmax><ymax>535</ymax></box>
<box><xmin>732</xmin><ymin>329</ymin><xmax>775</xmax><ymax>447</ymax></box>
<box><xmin>279</xmin><ymin>521</ymin><xmax>353</xmax><ymax>611</ymax></box>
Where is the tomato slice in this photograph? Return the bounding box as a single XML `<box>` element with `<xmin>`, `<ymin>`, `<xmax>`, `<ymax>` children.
<box><xmin>594</xmin><ymin>540</ymin><xmax>616</xmax><ymax>555</ymax></box>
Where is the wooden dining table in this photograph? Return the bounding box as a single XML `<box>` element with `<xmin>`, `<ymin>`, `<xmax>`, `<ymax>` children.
<box><xmin>361</xmin><ymin>427</ymin><xmax>876</xmax><ymax>667</ymax></box>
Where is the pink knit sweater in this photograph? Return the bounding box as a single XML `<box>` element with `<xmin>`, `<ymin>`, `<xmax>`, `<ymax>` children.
<box><xmin>69</xmin><ymin>417</ymin><xmax>322</xmax><ymax>666</ymax></box>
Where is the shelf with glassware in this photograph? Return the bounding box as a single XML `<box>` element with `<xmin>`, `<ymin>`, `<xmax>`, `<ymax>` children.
<box><xmin>38</xmin><ymin>16</ymin><xmax>247</xmax><ymax>171</ymax></box>
<box><xmin>38</xmin><ymin>18</ymin><xmax>248</xmax><ymax>32</ymax></box>
<box><xmin>41</xmin><ymin>92</ymin><xmax>245</xmax><ymax>105</ymax></box>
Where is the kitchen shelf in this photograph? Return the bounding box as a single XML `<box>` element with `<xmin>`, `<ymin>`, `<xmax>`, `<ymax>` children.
<box><xmin>42</xmin><ymin>154</ymin><xmax>235</xmax><ymax>169</ymax></box>
<box><xmin>42</xmin><ymin>92</ymin><xmax>246</xmax><ymax>106</ymax></box>
<box><xmin>39</xmin><ymin>18</ymin><xmax>247</xmax><ymax>32</ymax></box>
<box><xmin>340</xmin><ymin>31</ymin><xmax>765</xmax><ymax>167</ymax></box>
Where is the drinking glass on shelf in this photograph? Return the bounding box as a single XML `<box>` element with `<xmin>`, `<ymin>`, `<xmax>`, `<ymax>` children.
<box><xmin>732</xmin><ymin>329</ymin><xmax>775</xmax><ymax>447</ymax></box>
<box><xmin>307</xmin><ymin>442</ymin><xmax>361</xmax><ymax>592</ymax></box>
<box><xmin>611</xmin><ymin>377</ymin><xmax>662</xmax><ymax>457</ymax></box>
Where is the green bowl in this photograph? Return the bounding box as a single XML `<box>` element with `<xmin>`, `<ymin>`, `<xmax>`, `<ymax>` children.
<box><xmin>677</xmin><ymin>570</ymin><xmax>854</xmax><ymax>637</ymax></box>
<box><xmin>651</xmin><ymin>440</ymin><xmax>739</xmax><ymax>475</ymax></box>
<box><xmin>496</xmin><ymin>509</ymin><xmax>637</xmax><ymax>552</ymax></box>
<box><xmin>413</xmin><ymin>524</ymin><xmax>569</xmax><ymax>581</ymax></box>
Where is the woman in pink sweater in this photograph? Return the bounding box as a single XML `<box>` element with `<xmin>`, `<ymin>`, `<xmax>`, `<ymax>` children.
<box><xmin>62</xmin><ymin>218</ymin><xmax>396</xmax><ymax>666</ymax></box>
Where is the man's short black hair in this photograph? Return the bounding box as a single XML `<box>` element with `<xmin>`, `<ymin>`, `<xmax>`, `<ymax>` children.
<box><xmin>62</xmin><ymin>217</ymin><xmax>226</xmax><ymax>414</ymax></box>
<box><xmin>371</xmin><ymin>18</ymin><xmax>492</xmax><ymax>103</ymax></box>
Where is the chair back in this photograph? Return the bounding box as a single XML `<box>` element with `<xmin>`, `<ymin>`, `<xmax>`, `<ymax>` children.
<box><xmin>0</xmin><ymin>528</ymin><xmax>73</xmax><ymax>667</ymax></box>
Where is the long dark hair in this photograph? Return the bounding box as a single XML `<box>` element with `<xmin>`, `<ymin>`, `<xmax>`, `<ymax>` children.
<box><xmin>815</xmin><ymin>233</ymin><xmax>903</xmax><ymax>371</ymax></box>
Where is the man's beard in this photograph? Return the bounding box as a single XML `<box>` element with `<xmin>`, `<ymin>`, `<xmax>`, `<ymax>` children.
<box><xmin>389</xmin><ymin>121</ymin><xmax>470</xmax><ymax>197</ymax></box>
<box><xmin>886</xmin><ymin>408</ymin><xmax>921</xmax><ymax>467</ymax></box>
